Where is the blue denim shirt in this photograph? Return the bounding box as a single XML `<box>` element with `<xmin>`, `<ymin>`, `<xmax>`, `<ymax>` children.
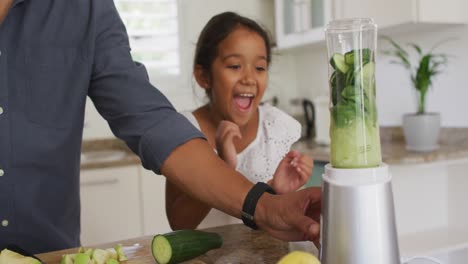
<box><xmin>0</xmin><ymin>0</ymin><xmax>204</xmax><ymax>254</ymax></box>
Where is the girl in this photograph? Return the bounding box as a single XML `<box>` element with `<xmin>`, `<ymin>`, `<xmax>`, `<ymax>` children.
<box><xmin>166</xmin><ymin>12</ymin><xmax>314</xmax><ymax>229</ymax></box>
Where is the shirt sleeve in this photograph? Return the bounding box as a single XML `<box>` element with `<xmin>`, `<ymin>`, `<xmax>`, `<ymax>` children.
<box><xmin>88</xmin><ymin>0</ymin><xmax>204</xmax><ymax>174</ymax></box>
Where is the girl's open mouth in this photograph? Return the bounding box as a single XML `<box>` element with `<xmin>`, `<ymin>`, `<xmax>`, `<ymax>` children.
<box><xmin>234</xmin><ymin>93</ymin><xmax>254</xmax><ymax>111</ymax></box>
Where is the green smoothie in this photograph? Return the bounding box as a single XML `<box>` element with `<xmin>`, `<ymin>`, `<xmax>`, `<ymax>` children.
<box><xmin>329</xmin><ymin>49</ymin><xmax>382</xmax><ymax>168</ymax></box>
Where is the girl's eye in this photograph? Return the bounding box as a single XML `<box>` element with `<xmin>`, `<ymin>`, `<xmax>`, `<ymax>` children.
<box><xmin>227</xmin><ymin>65</ymin><xmax>241</xmax><ymax>70</ymax></box>
<box><xmin>256</xmin><ymin>66</ymin><xmax>266</xmax><ymax>72</ymax></box>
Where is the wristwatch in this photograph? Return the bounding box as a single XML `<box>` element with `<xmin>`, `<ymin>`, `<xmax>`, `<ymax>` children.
<box><xmin>241</xmin><ymin>182</ymin><xmax>276</xmax><ymax>230</ymax></box>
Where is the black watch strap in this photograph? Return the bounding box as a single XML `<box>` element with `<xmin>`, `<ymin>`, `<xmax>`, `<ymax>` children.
<box><xmin>241</xmin><ymin>182</ymin><xmax>276</xmax><ymax>230</ymax></box>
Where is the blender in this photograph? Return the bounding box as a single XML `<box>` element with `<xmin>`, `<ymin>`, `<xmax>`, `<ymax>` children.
<box><xmin>320</xmin><ymin>18</ymin><xmax>400</xmax><ymax>263</ymax></box>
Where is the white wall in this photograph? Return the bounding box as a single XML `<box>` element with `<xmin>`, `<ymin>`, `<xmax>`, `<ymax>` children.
<box><xmin>292</xmin><ymin>25</ymin><xmax>468</xmax><ymax>127</ymax></box>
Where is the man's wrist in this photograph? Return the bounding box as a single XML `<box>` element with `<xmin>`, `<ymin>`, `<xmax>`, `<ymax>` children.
<box><xmin>252</xmin><ymin>192</ymin><xmax>273</xmax><ymax>229</ymax></box>
<box><xmin>241</xmin><ymin>182</ymin><xmax>276</xmax><ymax>229</ymax></box>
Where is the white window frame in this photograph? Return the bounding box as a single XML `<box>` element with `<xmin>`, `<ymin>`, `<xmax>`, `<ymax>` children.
<box><xmin>114</xmin><ymin>0</ymin><xmax>187</xmax><ymax>93</ymax></box>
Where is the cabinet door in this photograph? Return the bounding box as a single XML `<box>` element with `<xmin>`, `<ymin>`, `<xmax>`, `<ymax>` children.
<box><xmin>275</xmin><ymin>0</ymin><xmax>332</xmax><ymax>49</ymax></box>
<box><xmin>336</xmin><ymin>0</ymin><xmax>467</xmax><ymax>29</ymax></box>
<box><xmin>335</xmin><ymin>0</ymin><xmax>413</xmax><ymax>28</ymax></box>
<box><xmin>139</xmin><ymin>167</ymin><xmax>172</xmax><ymax>235</ymax></box>
<box><xmin>80</xmin><ymin>166</ymin><xmax>142</xmax><ymax>245</ymax></box>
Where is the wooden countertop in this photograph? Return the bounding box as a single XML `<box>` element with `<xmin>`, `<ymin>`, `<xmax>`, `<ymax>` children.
<box><xmin>36</xmin><ymin>224</ymin><xmax>292</xmax><ymax>264</ymax></box>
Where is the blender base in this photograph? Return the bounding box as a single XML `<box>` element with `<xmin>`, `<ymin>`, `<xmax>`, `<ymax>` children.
<box><xmin>320</xmin><ymin>163</ymin><xmax>401</xmax><ymax>264</ymax></box>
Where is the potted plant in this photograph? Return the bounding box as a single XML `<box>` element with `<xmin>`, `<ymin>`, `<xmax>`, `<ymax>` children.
<box><xmin>382</xmin><ymin>36</ymin><xmax>450</xmax><ymax>152</ymax></box>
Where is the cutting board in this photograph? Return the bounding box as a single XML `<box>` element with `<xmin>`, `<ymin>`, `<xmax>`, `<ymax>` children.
<box><xmin>36</xmin><ymin>224</ymin><xmax>289</xmax><ymax>263</ymax></box>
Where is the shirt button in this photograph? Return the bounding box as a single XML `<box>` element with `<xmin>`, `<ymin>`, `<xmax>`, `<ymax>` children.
<box><xmin>0</xmin><ymin>107</ymin><xmax>3</xmax><ymax>115</ymax></box>
<box><xmin>1</xmin><ymin>220</ymin><xmax>8</xmax><ymax>227</ymax></box>
<box><xmin>0</xmin><ymin>169</ymin><xmax>4</xmax><ymax>176</ymax></box>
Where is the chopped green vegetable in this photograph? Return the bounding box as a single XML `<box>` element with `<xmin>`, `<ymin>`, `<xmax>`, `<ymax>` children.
<box><xmin>0</xmin><ymin>249</ymin><xmax>41</xmax><ymax>264</ymax></box>
<box><xmin>60</xmin><ymin>245</ymin><xmax>127</xmax><ymax>264</ymax></box>
<box><xmin>344</xmin><ymin>48</ymin><xmax>371</xmax><ymax>65</ymax></box>
<box><xmin>114</xmin><ymin>244</ymin><xmax>127</xmax><ymax>262</ymax></box>
<box><xmin>330</xmin><ymin>53</ymin><xmax>350</xmax><ymax>73</ymax></box>
<box><xmin>328</xmin><ymin>48</ymin><xmax>382</xmax><ymax>168</ymax></box>
<box><xmin>74</xmin><ymin>253</ymin><xmax>90</xmax><ymax>264</ymax></box>
<box><xmin>60</xmin><ymin>254</ymin><xmax>74</xmax><ymax>264</ymax></box>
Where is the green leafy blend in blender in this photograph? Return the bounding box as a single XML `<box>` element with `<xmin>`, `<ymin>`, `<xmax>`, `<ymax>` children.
<box><xmin>329</xmin><ymin>48</ymin><xmax>381</xmax><ymax>168</ymax></box>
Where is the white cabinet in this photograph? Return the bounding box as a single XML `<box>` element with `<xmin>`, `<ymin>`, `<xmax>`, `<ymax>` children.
<box><xmin>274</xmin><ymin>0</ymin><xmax>468</xmax><ymax>50</ymax></box>
<box><xmin>274</xmin><ymin>0</ymin><xmax>332</xmax><ymax>49</ymax></box>
<box><xmin>139</xmin><ymin>167</ymin><xmax>172</xmax><ymax>236</ymax></box>
<box><xmin>80</xmin><ymin>163</ymin><xmax>172</xmax><ymax>245</ymax></box>
<box><xmin>335</xmin><ymin>0</ymin><xmax>468</xmax><ymax>32</ymax></box>
<box><xmin>80</xmin><ymin>166</ymin><xmax>143</xmax><ymax>245</ymax></box>
<box><xmin>390</xmin><ymin>159</ymin><xmax>468</xmax><ymax>257</ymax></box>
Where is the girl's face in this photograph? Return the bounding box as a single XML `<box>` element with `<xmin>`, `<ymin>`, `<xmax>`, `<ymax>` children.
<box><xmin>204</xmin><ymin>26</ymin><xmax>268</xmax><ymax>127</ymax></box>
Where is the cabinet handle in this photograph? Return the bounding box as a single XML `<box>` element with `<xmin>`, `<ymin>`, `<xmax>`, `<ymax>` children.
<box><xmin>81</xmin><ymin>179</ymin><xmax>119</xmax><ymax>187</ymax></box>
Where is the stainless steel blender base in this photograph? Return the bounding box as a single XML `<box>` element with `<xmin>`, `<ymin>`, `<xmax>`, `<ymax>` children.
<box><xmin>320</xmin><ymin>164</ymin><xmax>401</xmax><ymax>264</ymax></box>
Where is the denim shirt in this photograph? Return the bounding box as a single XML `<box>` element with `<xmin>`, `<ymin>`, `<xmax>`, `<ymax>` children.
<box><xmin>0</xmin><ymin>0</ymin><xmax>203</xmax><ymax>254</ymax></box>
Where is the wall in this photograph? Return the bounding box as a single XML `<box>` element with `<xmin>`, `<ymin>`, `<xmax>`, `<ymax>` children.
<box><xmin>83</xmin><ymin>0</ymin><xmax>299</xmax><ymax>139</ymax></box>
<box><xmin>292</xmin><ymin>25</ymin><xmax>468</xmax><ymax>127</ymax></box>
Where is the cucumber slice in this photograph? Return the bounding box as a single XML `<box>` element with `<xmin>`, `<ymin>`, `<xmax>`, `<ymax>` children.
<box><xmin>344</xmin><ymin>48</ymin><xmax>371</xmax><ymax>65</ymax></box>
<box><xmin>330</xmin><ymin>53</ymin><xmax>350</xmax><ymax>74</ymax></box>
<box><xmin>151</xmin><ymin>230</ymin><xmax>223</xmax><ymax>264</ymax></box>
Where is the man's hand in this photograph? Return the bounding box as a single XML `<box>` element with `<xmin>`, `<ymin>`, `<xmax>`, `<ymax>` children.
<box><xmin>269</xmin><ymin>151</ymin><xmax>313</xmax><ymax>194</ymax></box>
<box><xmin>215</xmin><ymin>120</ymin><xmax>242</xmax><ymax>168</ymax></box>
<box><xmin>255</xmin><ymin>187</ymin><xmax>322</xmax><ymax>241</ymax></box>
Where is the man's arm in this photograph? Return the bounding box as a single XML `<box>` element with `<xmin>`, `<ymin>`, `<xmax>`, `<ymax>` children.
<box><xmin>161</xmin><ymin>138</ymin><xmax>321</xmax><ymax>241</ymax></box>
<box><xmin>165</xmin><ymin>180</ymin><xmax>212</xmax><ymax>230</ymax></box>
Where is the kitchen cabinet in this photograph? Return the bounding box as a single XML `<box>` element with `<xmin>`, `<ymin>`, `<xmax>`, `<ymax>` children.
<box><xmin>336</xmin><ymin>0</ymin><xmax>468</xmax><ymax>31</ymax></box>
<box><xmin>274</xmin><ymin>0</ymin><xmax>467</xmax><ymax>50</ymax></box>
<box><xmin>80</xmin><ymin>166</ymin><xmax>143</xmax><ymax>245</ymax></box>
<box><xmin>139</xmin><ymin>167</ymin><xmax>172</xmax><ymax>236</ymax></box>
<box><xmin>274</xmin><ymin>0</ymin><xmax>332</xmax><ymax>49</ymax></box>
<box><xmin>390</xmin><ymin>159</ymin><xmax>468</xmax><ymax>257</ymax></box>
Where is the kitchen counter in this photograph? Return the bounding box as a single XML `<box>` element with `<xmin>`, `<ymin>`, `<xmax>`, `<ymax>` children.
<box><xmin>81</xmin><ymin>127</ymin><xmax>468</xmax><ymax>170</ymax></box>
<box><xmin>36</xmin><ymin>224</ymin><xmax>293</xmax><ymax>263</ymax></box>
<box><xmin>293</xmin><ymin>127</ymin><xmax>468</xmax><ymax>165</ymax></box>
<box><xmin>81</xmin><ymin>138</ymin><xmax>141</xmax><ymax>170</ymax></box>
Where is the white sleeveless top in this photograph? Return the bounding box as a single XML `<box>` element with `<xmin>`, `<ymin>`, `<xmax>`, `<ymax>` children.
<box><xmin>181</xmin><ymin>105</ymin><xmax>301</xmax><ymax>228</ymax></box>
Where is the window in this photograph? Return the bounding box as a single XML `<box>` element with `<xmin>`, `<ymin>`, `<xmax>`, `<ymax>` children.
<box><xmin>115</xmin><ymin>0</ymin><xmax>181</xmax><ymax>77</ymax></box>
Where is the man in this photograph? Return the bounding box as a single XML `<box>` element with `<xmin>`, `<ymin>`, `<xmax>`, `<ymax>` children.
<box><xmin>0</xmin><ymin>0</ymin><xmax>321</xmax><ymax>254</ymax></box>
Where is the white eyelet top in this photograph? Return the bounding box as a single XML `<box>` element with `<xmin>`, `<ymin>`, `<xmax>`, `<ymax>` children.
<box><xmin>181</xmin><ymin>105</ymin><xmax>301</xmax><ymax>228</ymax></box>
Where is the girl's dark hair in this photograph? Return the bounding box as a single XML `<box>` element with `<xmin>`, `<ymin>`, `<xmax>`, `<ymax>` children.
<box><xmin>193</xmin><ymin>11</ymin><xmax>272</xmax><ymax>73</ymax></box>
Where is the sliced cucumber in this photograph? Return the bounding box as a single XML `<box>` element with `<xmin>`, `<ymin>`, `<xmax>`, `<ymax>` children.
<box><xmin>330</xmin><ymin>53</ymin><xmax>350</xmax><ymax>74</ymax></box>
<box><xmin>344</xmin><ymin>48</ymin><xmax>371</xmax><ymax>65</ymax></box>
<box><xmin>152</xmin><ymin>230</ymin><xmax>223</xmax><ymax>264</ymax></box>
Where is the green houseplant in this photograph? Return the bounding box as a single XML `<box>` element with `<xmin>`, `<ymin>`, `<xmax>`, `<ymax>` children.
<box><xmin>382</xmin><ymin>36</ymin><xmax>450</xmax><ymax>151</ymax></box>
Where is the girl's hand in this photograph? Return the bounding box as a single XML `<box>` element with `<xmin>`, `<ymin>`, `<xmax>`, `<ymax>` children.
<box><xmin>269</xmin><ymin>151</ymin><xmax>313</xmax><ymax>194</ymax></box>
<box><xmin>215</xmin><ymin>120</ymin><xmax>242</xmax><ymax>168</ymax></box>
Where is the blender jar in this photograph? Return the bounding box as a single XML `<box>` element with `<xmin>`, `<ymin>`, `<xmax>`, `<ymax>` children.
<box><xmin>325</xmin><ymin>18</ymin><xmax>381</xmax><ymax>168</ymax></box>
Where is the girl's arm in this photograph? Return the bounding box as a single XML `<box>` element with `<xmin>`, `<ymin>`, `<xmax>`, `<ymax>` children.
<box><xmin>165</xmin><ymin>179</ymin><xmax>212</xmax><ymax>230</ymax></box>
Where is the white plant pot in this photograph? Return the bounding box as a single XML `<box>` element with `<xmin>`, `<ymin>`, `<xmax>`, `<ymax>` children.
<box><xmin>402</xmin><ymin>113</ymin><xmax>441</xmax><ymax>152</ymax></box>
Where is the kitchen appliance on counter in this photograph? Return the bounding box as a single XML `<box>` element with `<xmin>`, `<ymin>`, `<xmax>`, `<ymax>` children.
<box><xmin>313</xmin><ymin>95</ymin><xmax>330</xmax><ymax>145</ymax></box>
<box><xmin>320</xmin><ymin>18</ymin><xmax>400</xmax><ymax>264</ymax></box>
